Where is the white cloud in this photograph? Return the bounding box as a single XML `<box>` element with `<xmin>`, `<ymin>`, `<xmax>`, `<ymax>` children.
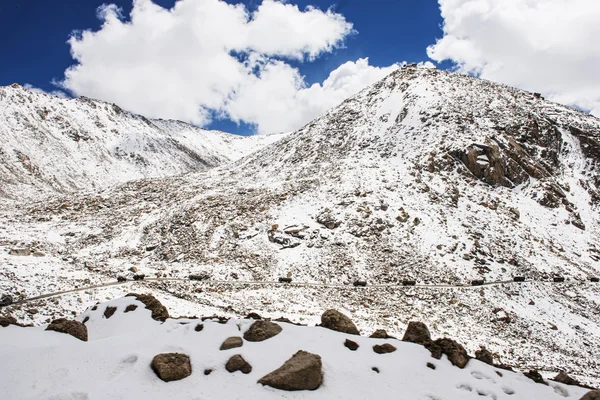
<box><xmin>225</xmin><ymin>58</ymin><xmax>401</xmax><ymax>133</ymax></box>
<box><xmin>60</xmin><ymin>0</ymin><xmax>363</xmax><ymax>132</ymax></box>
<box><xmin>427</xmin><ymin>0</ymin><xmax>600</xmax><ymax>116</ymax></box>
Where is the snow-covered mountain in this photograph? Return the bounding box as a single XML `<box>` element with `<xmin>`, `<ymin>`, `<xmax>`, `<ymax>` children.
<box><xmin>1</xmin><ymin>67</ymin><xmax>600</xmax><ymax>385</ymax></box>
<box><xmin>0</xmin><ymin>295</ymin><xmax>595</xmax><ymax>400</ymax></box>
<box><xmin>0</xmin><ymin>83</ymin><xmax>285</xmax><ymax>200</ymax></box>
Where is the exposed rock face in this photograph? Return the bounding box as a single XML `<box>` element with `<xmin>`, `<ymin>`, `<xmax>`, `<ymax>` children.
<box><xmin>45</xmin><ymin>318</ymin><xmax>88</xmax><ymax>341</ymax></box>
<box><xmin>402</xmin><ymin>322</ymin><xmax>431</xmax><ymax>345</ymax></box>
<box><xmin>225</xmin><ymin>355</ymin><xmax>252</xmax><ymax>374</ymax></box>
<box><xmin>125</xmin><ymin>293</ymin><xmax>169</xmax><ymax>322</ymax></box>
<box><xmin>151</xmin><ymin>353</ymin><xmax>192</xmax><ymax>382</ymax></box>
<box><xmin>373</xmin><ymin>343</ymin><xmax>397</xmax><ymax>354</ymax></box>
<box><xmin>320</xmin><ymin>309</ymin><xmax>360</xmax><ymax>335</ymax></box>
<box><xmin>220</xmin><ymin>336</ymin><xmax>243</xmax><ymax>351</ymax></box>
<box><xmin>243</xmin><ymin>320</ymin><xmax>282</xmax><ymax>342</ymax></box>
<box><xmin>426</xmin><ymin>338</ymin><xmax>469</xmax><ymax>369</ymax></box>
<box><xmin>258</xmin><ymin>351</ymin><xmax>323</xmax><ymax>391</ymax></box>
<box><xmin>475</xmin><ymin>347</ymin><xmax>494</xmax><ymax>365</ymax></box>
<box><xmin>344</xmin><ymin>339</ymin><xmax>359</xmax><ymax>351</ymax></box>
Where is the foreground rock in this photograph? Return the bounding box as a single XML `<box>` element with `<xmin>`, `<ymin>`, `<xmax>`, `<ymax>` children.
<box><xmin>151</xmin><ymin>353</ymin><xmax>192</xmax><ymax>382</ymax></box>
<box><xmin>258</xmin><ymin>350</ymin><xmax>322</xmax><ymax>391</ymax></box>
<box><xmin>402</xmin><ymin>322</ymin><xmax>431</xmax><ymax>345</ymax></box>
<box><xmin>45</xmin><ymin>318</ymin><xmax>88</xmax><ymax>341</ymax></box>
<box><xmin>426</xmin><ymin>338</ymin><xmax>469</xmax><ymax>369</ymax></box>
<box><xmin>226</xmin><ymin>355</ymin><xmax>252</xmax><ymax>374</ymax></box>
<box><xmin>0</xmin><ymin>315</ymin><xmax>20</xmax><ymax>327</ymax></box>
<box><xmin>220</xmin><ymin>336</ymin><xmax>243</xmax><ymax>350</ymax></box>
<box><xmin>373</xmin><ymin>343</ymin><xmax>397</xmax><ymax>354</ymax></box>
<box><xmin>125</xmin><ymin>293</ymin><xmax>169</xmax><ymax>322</ymax></box>
<box><xmin>581</xmin><ymin>391</ymin><xmax>600</xmax><ymax>400</ymax></box>
<box><xmin>243</xmin><ymin>321</ymin><xmax>282</xmax><ymax>342</ymax></box>
<box><xmin>320</xmin><ymin>309</ymin><xmax>360</xmax><ymax>335</ymax></box>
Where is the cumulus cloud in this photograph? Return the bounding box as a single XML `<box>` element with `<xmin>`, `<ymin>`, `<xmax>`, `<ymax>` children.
<box><xmin>427</xmin><ymin>0</ymin><xmax>600</xmax><ymax>116</ymax></box>
<box><xmin>60</xmin><ymin>0</ymin><xmax>372</xmax><ymax>133</ymax></box>
<box><xmin>225</xmin><ymin>58</ymin><xmax>401</xmax><ymax>133</ymax></box>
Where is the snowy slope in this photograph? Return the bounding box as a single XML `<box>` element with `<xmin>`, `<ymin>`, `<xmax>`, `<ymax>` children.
<box><xmin>0</xmin><ymin>296</ymin><xmax>593</xmax><ymax>400</ymax></box>
<box><xmin>0</xmin><ymin>84</ymin><xmax>286</xmax><ymax>200</ymax></box>
<box><xmin>1</xmin><ymin>67</ymin><xmax>600</xmax><ymax>384</ymax></box>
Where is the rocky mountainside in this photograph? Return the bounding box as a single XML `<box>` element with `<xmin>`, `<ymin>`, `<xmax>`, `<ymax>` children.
<box><xmin>0</xmin><ymin>84</ymin><xmax>285</xmax><ymax>200</ymax></box>
<box><xmin>0</xmin><ymin>295</ymin><xmax>595</xmax><ymax>400</ymax></box>
<box><xmin>1</xmin><ymin>67</ymin><xmax>600</xmax><ymax>384</ymax></box>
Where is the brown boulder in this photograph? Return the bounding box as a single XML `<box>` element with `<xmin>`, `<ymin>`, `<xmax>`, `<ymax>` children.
<box><xmin>373</xmin><ymin>343</ymin><xmax>397</xmax><ymax>354</ymax></box>
<box><xmin>104</xmin><ymin>306</ymin><xmax>117</xmax><ymax>319</ymax></box>
<box><xmin>258</xmin><ymin>350</ymin><xmax>322</xmax><ymax>391</ymax></box>
<box><xmin>475</xmin><ymin>347</ymin><xmax>494</xmax><ymax>365</ymax></box>
<box><xmin>151</xmin><ymin>353</ymin><xmax>192</xmax><ymax>382</ymax></box>
<box><xmin>426</xmin><ymin>338</ymin><xmax>469</xmax><ymax>368</ymax></box>
<box><xmin>220</xmin><ymin>336</ymin><xmax>243</xmax><ymax>350</ymax></box>
<box><xmin>402</xmin><ymin>321</ymin><xmax>431</xmax><ymax>345</ymax></box>
<box><xmin>344</xmin><ymin>339</ymin><xmax>359</xmax><ymax>351</ymax></box>
<box><xmin>0</xmin><ymin>315</ymin><xmax>21</xmax><ymax>327</ymax></box>
<box><xmin>524</xmin><ymin>370</ymin><xmax>547</xmax><ymax>385</ymax></box>
<box><xmin>320</xmin><ymin>309</ymin><xmax>359</xmax><ymax>335</ymax></box>
<box><xmin>225</xmin><ymin>355</ymin><xmax>252</xmax><ymax>374</ymax></box>
<box><xmin>126</xmin><ymin>293</ymin><xmax>169</xmax><ymax>322</ymax></box>
<box><xmin>553</xmin><ymin>371</ymin><xmax>581</xmax><ymax>386</ymax></box>
<box><xmin>370</xmin><ymin>329</ymin><xmax>393</xmax><ymax>339</ymax></box>
<box><xmin>243</xmin><ymin>320</ymin><xmax>282</xmax><ymax>342</ymax></box>
<box><xmin>45</xmin><ymin>318</ymin><xmax>88</xmax><ymax>341</ymax></box>
<box><xmin>581</xmin><ymin>391</ymin><xmax>600</xmax><ymax>400</ymax></box>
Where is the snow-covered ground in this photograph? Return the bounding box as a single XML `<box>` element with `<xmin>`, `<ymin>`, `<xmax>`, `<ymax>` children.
<box><xmin>0</xmin><ymin>295</ymin><xmax>593</xmax><ymax>400</ymax></box>
<box><xmin>1</xmin><ymin>67</ymin><xmax>599</xmax><ymax>388</ymax></box>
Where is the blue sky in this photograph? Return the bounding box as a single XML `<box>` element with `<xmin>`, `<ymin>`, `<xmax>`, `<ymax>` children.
<box><xmin>1</xmin><ymin>1</ymin><xmax>598</xmax><ymax>134</ymax></box>
<box><xmin>0</xmin><ymin>1</ymin><xmax>447</xmax><ymax>134</ymax></box>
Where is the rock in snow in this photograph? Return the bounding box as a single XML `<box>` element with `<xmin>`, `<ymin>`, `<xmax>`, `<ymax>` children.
<box><xmin>151</xmin><ymin>353</ymin><xmax>192</xmax><ymax>382</ymax></box>
<box><xmin>258</xmin><ymin>350</ymin><xmax>323</xmax><ymax>391</ymax></box>
<box><xmin>320</xmin><ymin>309</ymin><xmax>360</xmax><ymax>335</ymax></box>
<box><xmin>45</xmin><ymin>318</ymin><xmax>88</xmax><ymax>342</ymax></box>
<box><xmin>243</xmin><ymin>320</ymin><xmax>282</xmax><ymax>342</ymax></box>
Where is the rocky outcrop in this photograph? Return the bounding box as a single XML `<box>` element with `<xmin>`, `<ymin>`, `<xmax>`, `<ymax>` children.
<box><xmin>553</xmin><ymin>371</ymin><xmax>581</xmax><ymax>386</ymax></box>
<box><xmin>103</xmin><ymin>306</ymin><xmax>117</xmax><ymax>319</ymax></box>
<box><xmin>402</xmin><ymin>322</ymin><xmax>431</xmax><ymax>345</ymax></box>
<box><xmin>0</xmin><ymin>315</ymin><xmax>21</xmax><ymax>327</ymax></box>
<box><xmin>45</xmin><ymin>318</ymin><xmax>88</xmax><ymax>341</ymax></box>
<box><xmin>243</xmin><ymin>321</ymin><xmax>282</xmax><ymax>342</ymax></box>
<box><xmin>524</xmin><ymin>370</ymin><xmax>547</xmax><ymax>385</ymax></box>
<box><xmin>373</xmin><ymin>343</ymin><xmax>397</xmax><ymax>354</ymax></box>
<box><xmin>320</xmin><ymin>309</ymin><xmax>360</xmax><ymax>335</ymax></box>
<box><xmin>125</xmin><ymin>293</ymin><xmax>169</xmax><ymax>322</ymax></box>
<box><xmin>220</xmin><ymin>336</ymin><xmax>243</xmax><ymax>350</ymax></box>
<box><xmin>151</xmin><ymin>353</ymin><xmax>192</xmax><ymax>382</ymax></box>
<box><xmin>258</xmin><ymin>351</ymin><xmax>323</xmax><ymax>391</ymax></box>
<box><xmin>426</xmin><ymin>338</ymin><xmax>469</xmax><ymax>369</ymax></box>
<box><xmin>225</xmin><ymin>355</ymin><xmax>252</xmax><ymax>374</ymax></box>
<box><xmin>475</xmin><ymin>347</ymin><xmax>494</xmax><ymax>365</ymax></box>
